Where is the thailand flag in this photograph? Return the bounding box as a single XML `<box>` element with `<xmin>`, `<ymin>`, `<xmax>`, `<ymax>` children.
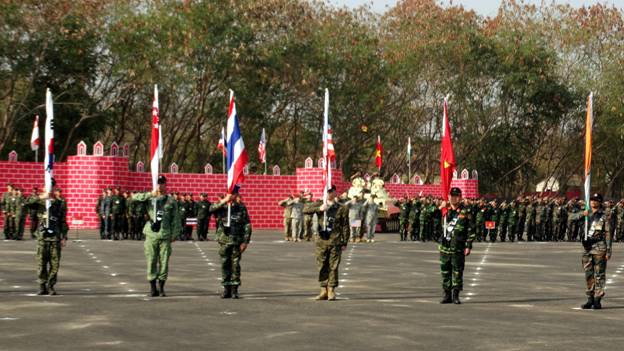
<box><xmin>30</xmin><ymin>115</ymin><xmax>40</xmax><ymax>151</ymax></box>
<box><xmin>226</xmin><ymin>90</ymin><xmax>248</xmax><ymax>193</ymax></box>
<box><xmin>44</xmin><ymin>89</ymin><xmax>54</xmax><ymax>194</ymax></box>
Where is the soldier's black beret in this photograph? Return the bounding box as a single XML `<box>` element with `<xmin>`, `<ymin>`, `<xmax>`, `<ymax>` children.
<box><xmin>450</xmin><ymin>187</ymin><xmax>462</xmax><ymax>196</ymax></box>
<box><xmin>590</xmin><ymin>193</ymin><xmax>603</xmax><ymax>202</ymax></box>
<box><xmin>157</xmin><ymin>175</ymin><xmax>167</xmax><ymax>184</ymax></box>
<box><xmin>200</xmin><ymin>193</ymin><xmax>207</xmax><ymax>197</ymax></box>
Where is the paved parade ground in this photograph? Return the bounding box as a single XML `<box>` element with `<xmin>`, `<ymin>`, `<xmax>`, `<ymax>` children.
<box><xmin>2</xmin><ymin>231</ymin><xmax>624</xmax><ymax>351</ymax></box>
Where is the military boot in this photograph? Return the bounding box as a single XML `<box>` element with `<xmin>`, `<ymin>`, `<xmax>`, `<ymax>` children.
<box><xmin>452</xmin><ymin>289</ymin><xmax>461</xmax><ymax>304</ymax></box>
<box><xmin>440</xmin><ymin>290</ymin><xmax>452</xmax><ymax>304</ymax></box>
<box><xmin>315</xmin><ymin>287</ymin><xmax>328</xmax><ymax>301</ymax></box>
<box><xmin>37</xmin><ymin>283</ymin><xmax>48</xmax><ymax>295</ymax></box>
<box><xmin>593</xmin><ymin>297</ymin><xmax>602</xmax><ymax>310</ymax></box>
<box><xmin>231</xmin><ymin>286</ymin><xmax>239</xmax><ymax>299</ymax></box>
<box><xmin>221</xmin><ymin>286</ymin><xmax>232</xmax><ymax>299</ymax></box>
<box><xmin>158</xmin><ymin>280</ymin><xmax>166</xmax><ymax>297</ymax></box>
<box><xmin>327</xmin><ymin>287</ymin><xmax>336</xmax><ymax>301</ymax></box>
<box><xmin>581</xmin><ymin>296</ymin><xmax>594</xmax><ymax>309</ymax></box>
<box><xmin>48</xmin><ymin>285</ymin><xmax>57</xmax><ymax>296</ymax></box>
<box><xmin>149</xmin><ymin>279</ymin><xmax>159</xmax><ymax>297</ymax></box>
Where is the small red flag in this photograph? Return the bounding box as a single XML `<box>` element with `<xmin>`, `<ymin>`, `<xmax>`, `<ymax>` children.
<box><xmin>375</xmin><ymin>135</ymin><xmax>383</xmax><ymax>170</ymax></box>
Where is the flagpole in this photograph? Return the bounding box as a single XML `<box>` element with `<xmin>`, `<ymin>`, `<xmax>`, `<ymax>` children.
<box><xmin>584</xmin><ymin>92</ymin><xmax>593</xmax><ymax>241</ymax></box>
<box><xmin>222</xmin><ymin>152</ymin><xmax>226</xmax><ymax>174</ymax></box>
<box><xmin>35</xmin><ymin>150</ymin><xmax>38</xmax><ymax>163</ymax></box>
<box><xmin>407</xmin><ymin>137</ymin><xmax>411</xmax><ymax>184</ymax></box>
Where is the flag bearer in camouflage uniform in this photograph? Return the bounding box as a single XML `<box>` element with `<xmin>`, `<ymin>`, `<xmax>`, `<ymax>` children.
<box><xmin>278</xmin><ymin>195</ymin><xmax>293</xmax><ymax>241</ymax></box>
<box><xmin>395</xmin><ymin>196</ymin><xmax>411</xmax><ymax>241</ymax></box>
<box><xmin>31</xmin><ymin>183</ymin><xmax>67</xmax><ymax>295</ymax></box>
<box><xmin>308</xmin><ymin>186</ymin><xmax>349</xmax><ymax>301</ymax></box>
<box><xmin>575</xmin><ymin>193</ymin><xmax>613</xmax><ymax>310</ymax></box>
<box><xmin>196</xmin><ymin>193</ymin><xmax>211</xmax><ymax>241</ymax></box>
<box><xmin>132</xmin><ymin>176</ymin><xmax>181</xmax><ymax>297</ymax></box>
<box><xmin>211</xmin><ymin>189</ymin><xmax>252</xmax><ymax>299</ymax></box>
<box><xmin>437</xmin><ymin>187</ymin><xmax>475</xmax><ymax>305</ymax></box>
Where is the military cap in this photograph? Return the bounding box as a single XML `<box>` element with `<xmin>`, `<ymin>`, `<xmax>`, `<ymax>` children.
<box><xmin>590</xmin><ymin>193</ymin><xmax>603</xmax><ymax>202</ymax></box>
<box><xmin>450</xmin><ymin>187</ymin><xmax>462</xmax><ymax>196</ymax></box>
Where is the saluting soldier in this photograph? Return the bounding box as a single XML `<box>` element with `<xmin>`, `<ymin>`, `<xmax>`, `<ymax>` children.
<box><xmin>132</xmin><ymin>176</ymin><xmax>181</xmax><ymax>297</ymax></box>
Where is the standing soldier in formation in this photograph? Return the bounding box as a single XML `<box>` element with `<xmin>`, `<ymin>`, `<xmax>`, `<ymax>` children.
<box><xmin>211</xmin><ymin>189</ymin><xmax>252</xmax><ymax>299</ymax></box>
<box><xmin>567</xmin><ymin>199</ymin><xmax>581</xmax><ymax>242</ymax></box>
<box><xmin>347</xmin><ymin>194</ymin><xmax>365</xmax><ymax>243</ymax></box>
<box><xmin>196</xmin><ymin>193</ymin><xmax>211</xmax><ymax>241</ymax></box>
<box><xmin>437</xmin><ymin>187</ymin><xmax>475</xmax><ymax>304</ymax></box>
<box><xmin>13</xmin><ymin>188</ymin><xmax>26</xmax><ymax>240</ymax></box>
<box><xmin>408</xmin><ymin>197</ymin><xmax>421</xmax><ymax>241</ymax></box>
<box><xmin>31</xmin><ymin>181</ymin><xmax>68</xmax><ymax>295</ymax></box>
<box><xmin>310</xmin><ymin>186</ymin><xmax>349</xmax><ymax>301</ymax></box>
<box><xmin>132</xmin><ymin>176</ymin><xmax>181</xmax><ymax>297</ymax></box>
<box><xmin>420</xmin><ymin>197</ymin><xmax>435</xmax><ymax>242</ymax></box>
<box><xmin>303</xmin><ymin>192</ymin><xmax>320</xmax><ymax>242</ymax></box>
<box><xmin>497</xmin><ymin>201</ymin><xmax>509</xmax><ymax>242</ymax></box>
<box><xmin>516</xmin><ymin>198</ymin><xmax>526</xmax><ymax>241</ymax></box>
<box><xmin>278</xmin><ymin>195</ymin><xmax>293</xmax><ymax>241</ymax></box>
<box><xmin>176</xmin><ymin>193</ymin><xmax>186</xmax><ymax>240</ymax></box>
<box><xmin>395</xmin><ymin>196</ymin><xmax>411</xmax><ymax>241</ymax></box>
<box><xmin>28</xmin><ymin>187</ymin><xmax>44</xmax><ymax>239</ymax></box>
<box><xmin>1</xmin><ymin>184</ymin><xmax>14</xmax><ymax>239</ymax></box>
<box><xmin>488</xmin><ymin>200</ymin><xmax>500</xmax><ymax>242</ymax></box>
<box><xmin>110</xmin><ymin>187</ymin><xmax>125</xmax><ymax>240</ymax></box>
<box><xmin>53</xmin><ymin>189</ymin><xmax>69</xmax><ymax>240</ymax></box>
<box><xmin>524</xmin><ymin>198</ymin><xmax>536</xmax><ymax>241</ymax></box>
<box><xmin>127</xmin><ymin>191</ymin><xmax>136</xmax><ymax>240</ymax></box>
<box><xmin>552</xmin><ymin>198</ymin><xmax>567</xmax><ymax>242</ymax></box>
<box><xmin>534</xmin><ymin>198</ymin><xmax>546</xmax><ymax>241</ymax></box>
<box><xmin>577</xmin><ymin>193</ymin><xmax>612</xmax><ymax>309</ymax></box>
<box><xmin>474</xmin><ymin>199</ymin><xmax>486</xmax><ymax>242</ymax></box>
<box><xmin>290</xmin><ymin>193</ymin><xmax>305</xmax><ymax>242</ymax></box>
<box><xmin>507</xmin><ymin>200</ymin><xmax>519</xmax><ymax>242</ymax></box>
<box><xmin>363</xmin><ymin>191</ymin><xmax>379</xmax><ymax>243</ymax></box>
<box><xmin>183</xmin><ymin>193</ymin><xmax>196</xmax><ymax>240</ymax></box>
<box><xmin>121</xmin><ymin>191</ymin><xmax>131</xmax><ymax>239</ymax></box>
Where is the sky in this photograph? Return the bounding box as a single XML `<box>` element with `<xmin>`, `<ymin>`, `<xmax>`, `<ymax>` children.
<box><xmin>329</xmin><ymin>0</ymin><xmax>622</xmax><ymax>16</ymax></box>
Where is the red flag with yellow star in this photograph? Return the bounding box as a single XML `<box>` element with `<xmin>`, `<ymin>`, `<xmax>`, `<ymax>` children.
<box><xmin>375</xmin><ymin>135</ymin><xmax>383</xmax><ymax>170</ymax></box>
<box><xmin>440</xmin><ymin>97</ymin><xmax>455</xmax><ymax>201</ymax></box>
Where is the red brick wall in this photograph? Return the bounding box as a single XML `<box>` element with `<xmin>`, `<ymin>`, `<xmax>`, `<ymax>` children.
<box><xmin>0</xmin><ymin>155</ymin><xmax>479</xmax><ymax>229</ymax></box>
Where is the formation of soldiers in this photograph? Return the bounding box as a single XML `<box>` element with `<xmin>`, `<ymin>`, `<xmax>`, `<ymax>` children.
<box><xmin>395</xmin><ymin>195</ymin><xmax>624</xmax><ymax>244</ymax></box>
<box><xmin>279</xmin><ymin>189</ymin><xmax>380</xmax><ymax>243</ymax></box>
<box><xmin>95</xmin><ymin>187</ymin><xmax>215</xmax><ymax>242</ymax></box>
<box><xmin>1</xmin><ymin>184</ymin><xmax>66</xmax><ymax>241</ymax></box>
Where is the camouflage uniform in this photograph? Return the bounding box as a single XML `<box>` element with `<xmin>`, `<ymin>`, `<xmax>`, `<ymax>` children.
<box><xmin>408</xmin><ymin>199</ymin><xmax>421</xmax><ymax>241</ymax></box>
<box><xmin>31</xmin><ymin>196</ymin><xmax>67</xmax><ymax>293</ymax></box>
<box><xmin>211</xmin><ymin>201</ymin><xmax>252</xmax><ymax>288</ymax></box>
<box><xmin>516</xmin><ymin>200</ymin><xmax>526</xmax><ymax>241</ymax></box>
<box><xmin>437</xmin><ymin>204</ymin><xmax>475</xmax><ymax>294</ymax></box>
<box><xmin>196</xmin><ymin>198</ymin><xmax>211</xmax><ymax>241</ymax></box>
<box><xmin>110</xmin><ymin>193</ymin><xmax>125</xmax><ymax>240</ymax></box>
<box><xmin>132</xmin><ymin>192</ymin><xmax>181</xmax><ymax>283</ymax></box>
<box><xmin>552</xmin><ymin>202</ymin><xmax>567</xmax><ymax>242</ymax></box>
<box><xmin>14</xmin><ymin>192</ymin><xmax>26</xmax><ymax>240</ymax></box>
<box><xmin>575</xmin><ymin>207</ymin><xmax>613</xmax><ymax>302</ymax></box>
<box><xmin>475</xmin><ymin>202</ymin><xmax>486</xmax><ymax>242</ymax></box>
<box><xmin>524</xmin><ymin>201</ymin><xmax>536</xmax><ymax>241</ymax></box>
<box><xmin>615</xmin><ymin>202</ymin><xmax>624</xmax><ymax>242</ymax></box>
<box><xmin>1</xmin><ymin>190</ymin><xmax>13</xmax><ymax>239</ymax></box>
<box><xmin>309</xmin><ymin>201</ymin><xmax>349</xmax><ymax>289</ymax></box>
<box><xmin>567</xmin><ymin>201</ymin><xmax>581</xmax><ymax>242</ymax></box>
<box><xmin>279</xmin><ymin>198</ymin><xmax>293</xmax><ymax>240</ymax></box>
<box><xmin>507</xmin><ymin>202</ymin><xmax>519</xmax><ymax>242</ymax></box>
<box><xmin>488</xmin><ymin>204</ymin><xmax>500</xmax><ymax>242</ymax></box>
<box><xmin>395</xmin><ymin>199</ymin><xmax>411</xmax><ymax>241</ymax></box>
<box><xmin>28</xmin><ymin>192</ymin><xmax>44</xmax><ymax>239</ymax></box>
<box><xmin>497</xmin><ymin>203</ymin><xmax>509</xmax><ymax>242</ymax></box>
<box><xmin>303</xmin><ymin>200</ymin><xmax>322</xmax><ymax>241</ymax></box>
<box><xmin>419</xmin><ymin>201</ymin><xmax>435</xmax><ymax>242</ymax></box>
<box><xmin>534</xmin><ymin>201</ymin><xmax>546</xmax><ymax>241</ymax></box>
